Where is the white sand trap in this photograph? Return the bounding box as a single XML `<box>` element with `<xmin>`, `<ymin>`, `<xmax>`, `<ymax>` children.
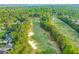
<box><xmin>28</xmin><ymin>32</ymin><xmax>34</xmax><ymax>37</ymax></box>
<box><xmin>28</xmin><ymin>31</ymin><xmax>37</xmax><ymax>49</ymax></box>
<box><xmin>28</xmin><ymin>40</ymin><xmax>37</xmax><ymax>49</ymax></box>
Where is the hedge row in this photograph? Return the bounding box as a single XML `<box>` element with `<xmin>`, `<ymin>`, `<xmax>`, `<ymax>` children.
<box><xmin>58</xmin><ymin>16</ymin><xmax>79</xmax><ymax>33</ymax></box>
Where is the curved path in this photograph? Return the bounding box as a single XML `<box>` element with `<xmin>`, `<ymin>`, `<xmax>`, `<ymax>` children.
<box><xmin>41</xmin><ymin>28</ymin><xmax>61</xmax><ymax>54</ymax></box>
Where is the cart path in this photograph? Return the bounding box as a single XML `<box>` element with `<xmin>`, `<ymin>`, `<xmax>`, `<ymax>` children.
<box><xmin>41</xmin><ymin>28</ymin><xmax>61</xmax><ymax>54</ymax></box>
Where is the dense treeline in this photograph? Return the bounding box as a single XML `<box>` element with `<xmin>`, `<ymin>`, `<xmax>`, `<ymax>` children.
<box><xmin>52</xmin><ymin>5</ymin><xmax>79</xmax><ymax>33</ymax></box>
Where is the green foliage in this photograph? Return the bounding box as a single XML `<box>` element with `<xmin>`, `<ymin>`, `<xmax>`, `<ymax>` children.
<box><xmin>58</xmin><ymin>16</ymin><xmax>79</xmax><ymax>33</ymax></box>
<box><xmin>8</xmin><ymin>17</ymin><xmax>33</xmax><ymax>54</ymax></box>
<box><xmin>0</xmin><ymin>5</ymin><xmax>79</xmax><ymax>54</ymax></box>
